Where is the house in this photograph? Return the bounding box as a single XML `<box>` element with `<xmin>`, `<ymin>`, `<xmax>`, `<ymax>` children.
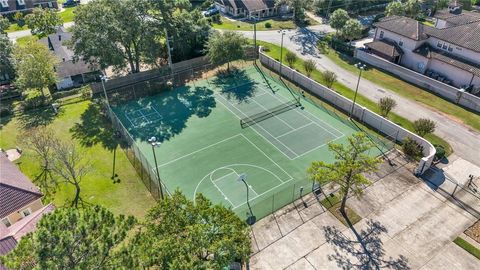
<box><xmin>214</xmin><ymin>0</ymin><xmax>289</xmax><ymax>19</ymax></box>
<box><xmin>0</xmin><ymin>152</ymin><xmax>54</xmax><ymax>268</ymax></box>
<box><xmin>365</xmin><ymin>9</ymin><xmax>480</xmax><ymax>89</ymax></box>
<box><xmin>0</xmin><ymin>0</ymin><xmax>58</xmax><ymax>16</ymax></box>
<box><xmin>39</xmin><ymin>27</ymin><xmax>100</xmax><ymax>90</ymax></box>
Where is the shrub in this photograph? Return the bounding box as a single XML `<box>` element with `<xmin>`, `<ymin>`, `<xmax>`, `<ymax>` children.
<box><xmin>80</xmin><ymin>86</ymin><xmax>92</xmax><ymax>99</ymax></box>
<box><xmin>402</xmin><ymin>137</ymin><xmax>423</xmax><ymax>159</ymax></box>
<box><xmin>303</xmin><ymin>59</ymin><xmax>316</xmax><ymax>77</ymax></box>
<box><xmin>0</xmin><ymin>107</ymin><xmax>12</xmax><ymax>117</ymax></box>
<box><xmin>22</xmin><ymin>89</ymin><xmax>47</xmax><ymax>110</ymax></box>
<box><xmin>285</xmin><ymin>51</ymin><xmax>297</xmax><ymax>68</ymax></box>
<box><xmin>434</xmin><ymin>145</ymin><xmax>446</xmax><ymax>161</ymax></box>
<box><xmin>211</xmin><ymin>13</ymin><xmax>221</xmax><ymax>24</ymax></box>
<box><xmin>378</xmin><ymin>97</ymin><xmax>397</xmax><ymax>118</ymax></box>
<box><xmin>51</xmin><ymin>88</ymin><xmax>82</xmax><ymax>100</ymax></box>
<box><xmin>317</xmin><ymin>40</ymin><xmax>329</xmax><ymax>54</ymax></box>
<box><xmin>413</xmin><ymin>118</ymin><xmax>436</xmax><ymax>137</ymax></box>
<box><xmin>321</xmin><ymin>70</ymin><xmax>337</xmax><ymax>88</ymax></box>
<box><xmin>264</xmin><ymin>22</ymin><xmax>272</xmax><ymax>28</ymax></box>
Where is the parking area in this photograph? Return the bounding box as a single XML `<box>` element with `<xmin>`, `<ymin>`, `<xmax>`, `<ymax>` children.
<box><xmin>249</xmin><ymin>152</ymin><xmax>480</xmax><ymax>269</ymax></box>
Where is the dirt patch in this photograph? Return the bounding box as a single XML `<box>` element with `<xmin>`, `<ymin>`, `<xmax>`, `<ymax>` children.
<box><xmin>465</xmin><ymin>220</ymin><xmax>480</xmax><ymax>243</ymax></box>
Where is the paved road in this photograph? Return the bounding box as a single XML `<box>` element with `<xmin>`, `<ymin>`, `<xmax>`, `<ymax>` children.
<box><xmin>240</xmin><ymin>27</ymin><xmax>480</xmax><ymax>167</ymax></box>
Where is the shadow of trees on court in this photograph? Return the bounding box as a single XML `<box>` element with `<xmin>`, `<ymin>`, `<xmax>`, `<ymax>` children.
<box><xmin>127</xmin><ymin>85</ymin><xmax>216</xmax><ymax>143</ymax></box>
<box><xmin>210</xmin><ymin>68</ymin><xmax>258</xmax><ymax>103</ymax></box>
<box><xmin>323</xmin><ymin>219</ymin><xmax>410</xmax><ymax>270</ymax></box>
<box><xmin>70</xmin><ymin>102</ymin><xmax>120</xmax><ymax>151</ymax></box>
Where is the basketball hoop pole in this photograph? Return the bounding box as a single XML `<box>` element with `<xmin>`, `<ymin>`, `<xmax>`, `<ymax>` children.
<box><xmin>238</xmin><ymin>174</ymin><xmax>256</xmax><ymax>225</ymax></box>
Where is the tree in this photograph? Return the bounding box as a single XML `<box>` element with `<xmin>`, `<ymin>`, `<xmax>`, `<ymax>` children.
<box><xmin>413</xmin><ymin>118</ymin><xmax>436</xmax><ymax>137</ymax></box>
<box><xmin>13</xmin><ymin>40</ymin><xmax>58</xmax><ymax>95</ymax></box>
<box><xmin>308</xmin><ymin>133</ymin><xmax>381</xmax><ymax>216</ymax></box>
<box><xmin>20</xmin><ymin>127</ymin><xmax>58</xmax><ymax>198</ymax></box>
<box><xmin>385</xmin><ymin>1</ymin><xmax>405</xmax><ymax>17</ymax></box>
<box><xmin>378</xmin><ymin>96</ymin><xmax>397</xmax><ymax>118</ymax></box>
<box><xmin>51</xmin><ymin>141</ymin><xmax>91</xmax><ymax>208</ymax></box>
<box><xmin>1</xmin><ymin>206</ymin><xmax>136</xmax><ymax>269</ymax></box>
<box><xmin>461</xmin><ymin>0</ymin><xmax>472</xmax><ymax>10</ymax></box>
<box><xmin>436</xmin><ymin>0</ymin><xmax>450</xmax><ymax>9</ymax></box>
<box><xmin>404</xmin><ymin>0</ymin><xmax>422</xmax><ymax>18</ymax></box>
<box><xmin>285</xmin><ymin>51</ymin><xmax>297</xmax><ymax>68</ymax></box>
<box><xmin>0</xmin><ymin>16</ymin><xmax>15</xmax><ymax>80</ymax></box>
<box><xmin>125</xmin><ymin>191</ymin><xmax>251</xmax><ymax>269</ymax></box>
<box><xmin>276</xmin><ymin>0</ymin><xmax>312</xmax><ymax>22</ymax></box>
<box><xmin>205</xmin><ymin>31</ymin><xmax>247</xmax><ymax>72</ymax></box>
<box><xmin>303</xmin><ymin>59</ymin><xmax>316</xmax><ymax>77</ymax></box>
<box><xmin>341</xmin><ymin>19</ymin><xmax>363</xmax><ymax>42</ymax></box>
<box><xmin>25</xmin><ymin>8</ymin><xmax>62</xmax><ymax>38</ymax></box>
<box><xmin>329</xmin><ymin>9</ymin><xmax>350</xmax><ymax>33</ymax></box>
<box><xmin>322</xmin><ymin>70</ymin><xmax>337</xmax><ymax>88</ymax></box>
<box><xmin>71</xmin><ymin>0</ymin><xmax>151</xmax><ymax>73</ymax></box>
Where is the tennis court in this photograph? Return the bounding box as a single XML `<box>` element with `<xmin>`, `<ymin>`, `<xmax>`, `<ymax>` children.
<box><xmin>110</xmin><ymin>65</ymin><xmax>390</xmax><ymax>220</ymax></box>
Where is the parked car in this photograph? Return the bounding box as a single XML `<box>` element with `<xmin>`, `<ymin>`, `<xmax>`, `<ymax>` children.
<box><xmin>63</xmin><ymin>0</ymin><xmax>79</xmax><ymax>8</ymax></box>
<box><xmin>203</xmin><ymin>7</ymin><xmax>219</xmax><ymax>17</ymax></box>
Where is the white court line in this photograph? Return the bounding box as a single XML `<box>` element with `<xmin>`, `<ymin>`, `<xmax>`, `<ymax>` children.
<box><xmin>210</xmin><ymin>176</ymin><xmax>236</xmax><ymax>207</ymax></box>
<box><xmin>212</xmin><ymin>171</ymin><xmax>237</xmax><ymax>184</ymax></box>
<box><xmin>265</xmin><ymin>88</ymin><xmax>344</xmax><ymax>138</ymax></box>
<box><xmin>156</xmin><ymin>134</ymin><xmax>243</xmax><ymax>168</ymax></box>
<box><xmin>294</xmin><ymin>131</ymin><xmax>346</xmax><ymax>159</ymax></box>
<box><xmin>124</xmin><ymin>112</ymin><xmax>137</xmax><ymax>128</ymax></box>
<box><xmin>231</xmin><ymin>179</ymin><xmax>291</xmax><ymax>210</ymax></box>
<box><xmin>275</xmin><ymin>122</ymin><xmax>314</xmax><ymax>139</ymax></box>
<box><xmin>240</xmin><ymin>134</ymin><xmax>294</xmax><ymax>183</ymax></box>
<box><xmin>215</xmin><ymin>94</ymin><xmax>299</xmax><ymax>159</ymax></box>
<box><xmin>212</xmin><ymin>171</ymin><xmax>260</xmax><ymax>198</ymax></box>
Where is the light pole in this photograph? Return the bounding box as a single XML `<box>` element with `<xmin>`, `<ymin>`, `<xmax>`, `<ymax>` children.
<box><xmin>278</xmin><ymin>30</ymin><xmax>286</xmax><ymax>77</ymax></box>
<box><xmin>238</xmin><ymin>173</ymin><xmax>255</xmax><ymax>225</ymax></box>
<box><xmin>148</xmin><ymin>136</ymin><xmax>164</xmax><ymax>200</ymax></box>
<box><xmin>350</xmin><ymin>63</ymin><xmax>366</xmax><ymax>119</ymax></box>
<box><xmin>100</xmin><ymin>74</ymin><xmax>110</xmax><ymax>108</ymax></box>
<box><xmin>164</xmin><ymin>28</ymin><xmax>173</xmax><ymax>69</ymax></box>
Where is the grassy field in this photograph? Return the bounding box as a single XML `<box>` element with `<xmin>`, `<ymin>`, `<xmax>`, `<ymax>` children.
<box><xmin>6</xmin><ymin>6</ymin><xmax>75</xmax><ymax>33</ymax></box>
<box><xmin>15</xmin><ymin>35</ymin><xmax>38</xmax><ymax>46</ymax></box>
<box><xmin>0</xmin><ymin>101</ymin><xmax>156</xmax><ymax>217</ymax></box>
<box><xmin>256</xmin><ymin>40</ymin><xmax>452</xmax><ymax>155</ymax></box>
<box><xmin>325</xmin><ymin>50</ymin><xmax>480</xmax><ymax>133</ymax></box>
<box><xmin>454</xmin><ymin>237</ymin><xmax>480</xmax><ymax>260</ymax></box>
<box><xmin>212</xmin><ymin>16</ymin><xmax>316</xmax><ymax>31</ymax></box>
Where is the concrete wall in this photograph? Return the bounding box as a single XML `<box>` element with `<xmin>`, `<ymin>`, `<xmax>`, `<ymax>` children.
<box><xmin>355</xmin><ymin>49</ymin><xmax>480</xmax><ymax>113</ymax></box>
<box><xmin>259</xmin><ymin>49</ymin><xmax>436</xmax><ymax>175</ymax></box>
<box><xmin>427</xmin><ymin>58</ymin><xmax>476</xmax><ymax>88</ymax></box>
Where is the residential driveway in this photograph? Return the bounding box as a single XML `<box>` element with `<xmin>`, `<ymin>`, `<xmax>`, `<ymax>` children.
<box><xmin>249</xmin><ymin>154</ymin><xmax>479</xmax><ymax>269</ymax></box>
<box><xmin>239</xmin><ymin>27</ymin><xmax>480</xmax><ymax>168</ymax></box>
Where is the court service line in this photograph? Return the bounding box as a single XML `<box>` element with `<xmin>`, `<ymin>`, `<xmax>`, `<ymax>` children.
<box><xmin>275</xmin><ymin>122</ymin><xmax>314</xmax><ymax>139</ymax></box>
<box><xmin>155</xmin><ymin>134</ymin><xmax>243</xmax><ymax>168</ymax></box>
<box><xmin>231</xmin><ymin>179</ymin><xmax>291</xmax><ymax>210</ymax></box>
<box><xmin>294</xmin><ymin>133</ymin><xmax>346</xmax><ymax>159</ymax></box>
<box><xmin>239</xmin><ymin>134</ymin><xmax>294</xmax><ymax>182</ymax></box>
<box><xmin>210</xmin><ymin>175</ymin><xmax>236</xmax><ymax>208</ymax></box>
<box><xmin>264</xmin><ymin>88</ymin><xmax>344</xmax><ymax>138</ymax></box>
<box><xmin>213</xmin><ymin>170</ymin><xmax>260</xmax><ymax>198</ymax></box>
<box><xmin>212</xmin><ymin>171</ymin><xmax>237</xmax><ymax>184</ymax></box>
<box><xmin>215</xmin><ymin>94</ymin><xmax>299</xmax><ymax>160</ymax></box>
<box><xmin>250</xmin><ymin>98</ymin><xmax>296</xmax><ymax>130</ymax></box>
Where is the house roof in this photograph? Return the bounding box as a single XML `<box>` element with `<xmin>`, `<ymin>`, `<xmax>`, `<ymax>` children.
<box><xmin>0</xmin><ymin>236</ymin><xmax>16</xmax><ymax>256</ymax></box>
<box><xmin>216</xmin><ymin>0</ymin><xmax>275</xmax><ymax>12</ymax></box>
<box><xmin>426</xmin><ymin>22</ymin><xmax>480</xmax><ymax>53</ymax></box>
<box><xmin>1</xmin><ymin>203</ymin><xmax>55</xmax><ymax>241</ymax></box>
<box><xmin>414</xmin><ymin>43</ymin><xmax>480</xmax><ymax>77</ymax></box>
<box><xmin>0</xmin><ymin>153</ymin><xmax>42</xmax><ymax>218</ymax></box>
<box><xmin>39</xmin><ymin>27</ymin><xmax>98</xmax><ymax>79</ymax></box>
<box><xmin>433</xmin><ymin>9</ymin><xmax>480</xmax><ymax>26</ymax></box>
<box><xmin>365</xmin><ymin>40</ymin><xmax>403</xmax><ymax>58</ymax></box>
<box><xmin>374</xmin><ymin>16</ymin><xmax>431</xmax><ymax>41</ymax></box>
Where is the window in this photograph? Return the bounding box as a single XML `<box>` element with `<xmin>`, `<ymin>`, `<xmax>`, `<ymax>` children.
<box><xmin>379</xmin><ymin>31</ymin><xmax>384</xmax><ymax>38</ymax></box>
<box><xmin>17</xmin><ymin>0</ymin><xmax>25</xmax><ymax>5</ymax></box>
<box><xmin>442</xmin><ymin>43</ymin><xmax>448</xmax><ymax>49</ymax></box>
<box><xmin>48</xmin><ymin>2</ymin><xmax>53</xmax><ymax>8</ymax></box>
<box><xmin>437</xmin><ymin>41</ymin><xmax>442</xmax><ymax>48</ymax></box>
<box><xmin>448</xmin><ymin>45</ymin><xmax>453</xmax><ymax>52</ymax></box>
<box><xmin>20</xmin><ymin>208</ymin><xmax>31</xmax><ymax>218</ymax></box>
<box><xmin>399</xmin><ymin>40</ymin><xmax>403</xmax><ymax>47</ymax></box>
<box><xmin>1</xmin><ymin>218</ymin><xmax>11</xmax><ymax>227</ymax></box>
<box><xmin>0</xmin><ymin>0</ymin><xmax>9</xmax><ymax>8</ymax></box>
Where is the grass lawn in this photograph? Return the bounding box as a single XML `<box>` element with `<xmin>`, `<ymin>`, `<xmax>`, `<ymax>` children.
<box><xmin>454</xmin><ymin>237</ymin><xmax>480</xmax><ymax>260</ymax></box>
<box><xmin>0</xmin><ymin>100</ymin><xmax>156</xmax><ymax>218</ymax></box>
<box><xmin>6</xmin><ymin>23</ymin><xmax>29</xmax><ymax>33</ymax></box>
<box><xmin>15</xmin><ymin>35</ymin><xmax>38</xmax><ymax>46</ymax></box>
<box><xmin>320</xmin><ymin>194</ymin><xmax>361</xmax><ymax>226</ymax></box>
<box><xmin>325</xmin><ymin>50</ymin><xmax>480</xmax><ymax>133</ymax></box>
<box><xmin>256</xmin><ymin>40</ymin><xmax>452</xmax><ymax>155</ymax></box>
<box><xmin>212</xmin><ymin>16</ymin><xmax>317</xmax><ymax>31</ymax></box>
<box><xmin>59</xmin><ymin>7</ymin><xmax>76</xmax><ymax>23</ymax></box>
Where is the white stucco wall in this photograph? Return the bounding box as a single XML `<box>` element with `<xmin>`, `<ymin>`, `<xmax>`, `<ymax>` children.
<box><xmin>427</xmin><ymin>37</ymin><xmax>480</xmax><ymax>65</ymax></box>
<box><xmin>428</xmin><ymin>59</ymin><xmax>475</xmax><ymax>88</ymax></box>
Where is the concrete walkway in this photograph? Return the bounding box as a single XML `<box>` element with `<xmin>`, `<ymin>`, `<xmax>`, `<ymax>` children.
<box><xmin>250</xmin><ymin>154</ymin><xmax>479</xmax><ymax>269</ymax></box>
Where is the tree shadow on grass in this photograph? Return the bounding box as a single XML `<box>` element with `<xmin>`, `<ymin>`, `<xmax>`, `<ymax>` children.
<box><xmin>70</xmin><ymin>102</ymin><xmax>119</xmax><ymax>151</ymax></box>
<box><xmin>210</xmin><ymin>68</ymin><xmax>258</xmax><ymax>103</ymax></box>
<box><xmin>324</xmin><ymin>219</ymin><xmax>410</xmax><ymax>270</ymax></box>
<box><xmin>125</xmin><ymin>85</ymin><xmax>216</xmax><ymax>143</ymax></box>
<box><xmin>17</xmin><ymin>106</ymin><xmax>57</xmax><ymax>129</ymax></box>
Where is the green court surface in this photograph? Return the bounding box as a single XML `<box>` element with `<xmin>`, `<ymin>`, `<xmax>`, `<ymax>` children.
<box><xmin>111</xmin><ymin>65</ymin><xmax>390</xmax><ymax>220</ymax></box>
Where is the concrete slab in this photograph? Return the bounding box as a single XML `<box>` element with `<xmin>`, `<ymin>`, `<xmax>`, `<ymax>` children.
<box><xmin>419</xmin><ymin>242</ymin><xmax>480</xmax><ymax>270</ymax></box>
<box><xmin>284</xmin><ymin>258</ymin><xmax>316</xmax><ymax>270</ymax></box>
<box><xmin>251</xmin><ymin>215</ymin><xmax>282</xmax><ymax>250</ymax></box>
<box><xmin>274</xmin><ymin>207</ymin><xmax>304</xmax><ymax>235</ymax></box>
<box><xmin>443</xmin><ymin>158</ymin><xmax>480</xmax><ymax>186</ymax></box>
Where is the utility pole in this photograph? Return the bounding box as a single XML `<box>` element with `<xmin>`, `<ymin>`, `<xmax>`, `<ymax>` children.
<box><xmin>164</xmin><ymin>28</ymin><xmax>173</xmax><ymax>69</ymax></box>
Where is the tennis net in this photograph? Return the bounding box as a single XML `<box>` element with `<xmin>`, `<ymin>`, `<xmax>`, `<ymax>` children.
<box><xmin>240</xmin><ymin>100</ymin><xmax>301</xmax><ymax>128</ymax></box>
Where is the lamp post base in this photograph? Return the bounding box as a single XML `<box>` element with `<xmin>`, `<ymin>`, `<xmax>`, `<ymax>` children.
<box><xmin>246</xmin><ymin>215</ymin><xmax>256</xmax><ymax>225</ymax></box>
